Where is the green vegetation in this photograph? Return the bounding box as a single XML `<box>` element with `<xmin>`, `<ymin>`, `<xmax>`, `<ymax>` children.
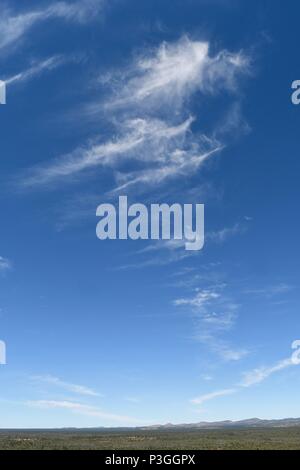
<box><xmin>1</xmin><ymin>427</ymin><xmax>300</xmax><ymax>450</ymax></box>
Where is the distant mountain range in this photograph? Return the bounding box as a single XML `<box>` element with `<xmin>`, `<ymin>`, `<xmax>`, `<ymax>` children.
<box><xmin>3</xmin><ymin>418</ymin><xmax>300</xmax><ymax>432</ymax></box>
<box><xmin>141</xmin><ymin>418</ymin><xmax>300</xmax><ymax>430</ymax></box>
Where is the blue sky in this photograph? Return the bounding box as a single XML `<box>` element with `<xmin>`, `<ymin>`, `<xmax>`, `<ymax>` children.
<box><xmin>0</xmin><ymin>0</ymin><xmax>300</xmax><ymax>428</ymax></box>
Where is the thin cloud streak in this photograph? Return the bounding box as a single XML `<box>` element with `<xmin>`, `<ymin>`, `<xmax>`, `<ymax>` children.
<box><xmin>27</xmin><ymin>400</ymin><xmax>144</xmax><ymax>425</ymax></box>
<box><xmin>191</xmin><ymin>388</ymin><xmax>236</xmax><ymax>405</ymax></box>
<box><xmin>191</xmin><ymin>348</ymin><xmax>300</xmax><ymax>406</ymax></box>
<box><xmin>0</xmin><ymin>256</ymin><xmax>12</xmax><ymax>273</ymax></box>
<box><xmin>107</xmin><ymin>36</ymin><xmax>248</xmax><ymax>112</ymax></box>
<box><xmin>0</xmin><ymin>0</ymin><xmax>104</xmax><ymax>53</ymax></box>
<box><xmin>240</xmin><ymin>357</ymin><xmax>295</xmax><ymax>388</ymax></box>
<box><xmin>20</xmin><ymin>36</ymin><xmax>249</xmax><ymax>191</ymax></box>
<box><xmin>5</xmin><ymin>56</ymin><xmax>68</xmax><ymax>86</ymax></box>
<box><xmin>21</xmin><ymin>116</ymin><xmax>196</xmax><ymax>187</ymax></box>
<box><xmin>174</xmin><ymin>285</ymin><xmax>246</xmax><ymax>362</ymax></box>
<box><xmin>32</xmin><ymin>374</ymin><xmax>101</xmax><ymax>397</ymax></box>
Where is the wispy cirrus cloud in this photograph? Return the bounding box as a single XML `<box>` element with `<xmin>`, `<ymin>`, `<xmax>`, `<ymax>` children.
<box><xmin>0</xmin><ymin>256</ymin><xmax>12</xmax><ymax>273</ymax></box>
<box><xmin>32</xmin><ymin>374</ymin><xmax>101</xmax><ymax>397</ymax></box>
<box><xmin>22</xmin><ymin>116</ymin><xmax>212</xmax><ymax>187</ymax></box>
<box><xmin>174</xmin><ymin>285</ymin><xmax>247</xmax><ymax>362</ymax></box>
<box><xmin>240</xmin><ymin>357</ymin><xmax>295</xmax><ymax>388</ymax></box>
<box><xmin>0</xmin><ymin>0</ymin><xmax>105</xmax><ymax>54</ymax></box>
<box><xmin>203</xmin><ymin>337</ymin><xmax>248</xmax><ymax>362</ymax></box>
<box><xmin>174</xmin><ymin>289</ymin><xmax>221</xmax><ymax>309</ymax></box>
<box><xmin>133</xmin><ymin>219</ymin><xmax>249</xmax><ymax>262</ymax></box>
<box><xmin>121</xmin><ymin>218</ymin><xmax>248</xmax><ymax>270</ymax></box>
<box><xmin>107</xmin><ymin>36</ymin><xmax>248</xmax><ymax>112</ymax></box>
<box><xmin>27</xmin><ymin>400</ymin><xmax>143</xmax><ymax>425</ymax></box>
<box><xmin>191</xmin><ymin>388</ymin><xmax>236</xmax><ymax>406</ymax></box>
<box><xmin>207</xmin><ymin>220</ymin><xmax>249</xmax><ymax>244</ymax></box>
<box><xmin>191</xmin><ymin>343</ymin><xmax>300</xmax><ymax>406</ymax></box>
<box><xmin>20</xmin><ymin>36</ymin><xmax>249</xmax><ymax>191</ymax></box>
<box><xmin>112</xmin><ymin>143</ymin><xmax>222</xmax><ymax>195</ymax></box>
<box><xmin>174</xmin><ymin>286</ymin><xmax>239</xmax><ymax>333</ymax></box>
<box><xmin>244</xmin><ymin>283</ymin><xmax>293</xmax><ymax>298</ymax></box>
<box><xmin>4</xmin><ymin>55</ymin><xmax>69</xmax><ymax>86</ymax></box>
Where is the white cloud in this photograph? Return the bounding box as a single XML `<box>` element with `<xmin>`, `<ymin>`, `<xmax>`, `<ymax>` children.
<box><xmin>245</xmin><ymin>283</ymin><xmax>293</xmax><ymax>298</ymax></box>
<box><xmin>109</xmin><ymin>36</ymin><xmax>248</xmax><ymax>112</ymax></box>
<box><xmin>5</xmin><ymin>55</ymin><xmax>68</xmax><ymax>86</ymax></box>
<box><xmin>46</xmin><ymin>0</ymin><xmax>105</xmax><ymax>23</ymax></box>
<box><xmin>22</xmin><ymin>116</ymin><xmax>202</xmax><ymax>187</ymax></box>
<box><xmin>191</xmin><ymin>347</ymin><xmax>300</xmax><ymax>407</ymax></box>
<box><xmin>197</xmin><ymin>334</ymin><xmax>248</xmax><ymax>362</ymax></box>
<box><xmin>174</xmin><ymin>287</ymin><xmax>238</xmax><ymax>332</ymax></box>
<box><xmin>136</xmin><ymin>219</ymin><xmax>248</xmax><ymax>259</ymax></box>
<box><xmin>174</xmin><ymin>289</ymin><xmax>220</xmax><ymax>309</ymax></box>
<box><xmin>0</xmin><ymin>0</ymin><xmax>104</xmax><ymax>54</ymax></box>
<box><xmin>240</xmin><ymin>357</ymin><xmax>294</xmax><ymax>388</ymax></box>
<box><xmin>191</xmin><ymin>388</ymin><xmax>236</xmax><ymax>405</ymax></box>
<box><xmin>126</xmin><ymin>218</ymin><xmax>247</xmax><ymax>270</ymax></box>
<box><xmin>124</xmin><ymin>396</ymin><xmax>141</xmax><ymax>404</ymax></box>
<box><xmin>216</xmin><ymin>346</ymin><xmax>247</xmax><ymax>362</ymax></box>
<box><xmin>32</xmin><ymin>375</ymin><xmax>100</xmax><ymax>397</ymax></box>
<box><xmin>112</xmin><ymin>143</ymin><xmax>222</xmax><ymax>194</ymax></box>
<box><xmin>200</xmin><ymin>374</ymin><xmax>214</xmax><ymax>382</ymax></box>
<box><xmin>207</xmin><ymin>222</ymin><xmax>247</xmax><ymax>244</ymax></box>
<box><xmin>174</xmin><ymin>286</ymin><xmax>246</xmax><ymax>361</ymax></box>
<box><xmin>114</xmin><ymin>245</ymin><xmax>194</xmax><ymax>271</ymax></box>
<box><xmin>22</xmin><ymin>116</ymin><xmax>223</xmax><ymax>190</ymax></box>
<box><xmin>21</xmin><ymin>36</ymin><xmax>248</xmax><ymax>190</ymax></box>
<box><xmin>138</xmin><ymin>238</ymin><xmax>188</xmax><ymax>253</ymax></box>
<box><xmin>27</xmin><ymin>400</ymin><xmax>143</xmax><ymax>425</ymax></box>
<box><xmin>0</xmin><ymin>256</ymin><xmax>12</xmax><ymax>273</ymax></box>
